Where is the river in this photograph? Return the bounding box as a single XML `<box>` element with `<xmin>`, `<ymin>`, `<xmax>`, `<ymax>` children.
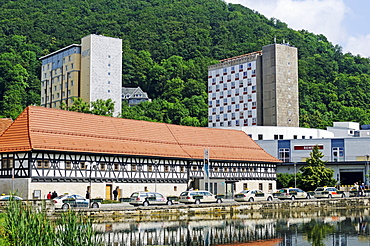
<box><xmin>90</xmin><ymin>207</ymin><xmax>370</xmax><ymax>245</ymax></box>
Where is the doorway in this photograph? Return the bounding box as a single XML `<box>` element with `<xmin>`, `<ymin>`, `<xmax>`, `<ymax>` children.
<box><xmin>106</xmin><ymin>185</ymin><xmax>112</xmax><ymax>200</ymax></box>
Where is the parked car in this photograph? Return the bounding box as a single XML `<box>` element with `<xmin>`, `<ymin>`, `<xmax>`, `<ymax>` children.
<box><xmin>178</xmin><ymin>190</ymin><xmax>222</xmax><ymax>204</ymax></box>
<box><xmin>314</xmin><ymin>187</ymin><xmax>345</xmax><ymax>199</ymax></box>
<box><xmin>53</xmin><ymin>194</ymin><xmax>101</xmax><ymax>209</ymax></box>
<box><xmin>234</xmin><ymin>189</ymin><xmax>274</xmax><ymax>202</ymax></box>
<box><xmin>0</xmin><ymin>195</ymin><xmax>23</xmax><ymax>206</ymax></box>
<box><xmin>129</xmin><ymin>191</ymin><xmax>176</xmax><ymax>206</ymax></box>
<box><xmin>274</xmin><ymin>188</ymin><xmax>310</xmax><ymax>200</ymax></box>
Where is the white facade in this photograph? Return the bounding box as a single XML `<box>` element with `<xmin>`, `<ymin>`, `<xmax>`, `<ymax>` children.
<box><xmin>217</xmin><ymin>126</ymin><xmax>334</xmax><ymax>140</ymax></box>
<box><xmin>208</xmin><ymin>52</ymin><xmax>260</xmax><ymax>128</ymax></box>
<box><xmin>81</xmin><ymin>35</ymin><xmax>122</xmax><ymax>116</ymax></box>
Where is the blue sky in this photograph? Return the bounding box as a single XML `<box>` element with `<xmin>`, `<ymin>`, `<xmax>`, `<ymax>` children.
<box><xmin>225</xmin><ymin>0</ymin><xmax>370</xmax><ymax>57</ymax></box>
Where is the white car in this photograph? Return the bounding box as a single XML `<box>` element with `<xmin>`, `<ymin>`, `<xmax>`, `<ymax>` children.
<box><xmin>275</xmin><ymin>188</ymin><xmax>310</xmax><ymax>200</ymax></box>
<box><xmin>53</xmin><ymin>194</ymin><xmax>101</xmax><ymax>209</ymax></box>
<box><xmin>178</xmin><ymin>190</ymin><xmax>222</xmax><ymax>204</ymax></box>
<box><xmin>314</xmin><ymin>187</ymin><xmax>345</xmax><ymax>199</ymax></box>
<box><xmin>129</xmin><ymin>191</ymin><xmax>176</xmax><ymax>206</ymax></box>
<box><xmin>234</xmin><ymin>189</ymin><xmax>274</xmax><ymax>202</ymax></box>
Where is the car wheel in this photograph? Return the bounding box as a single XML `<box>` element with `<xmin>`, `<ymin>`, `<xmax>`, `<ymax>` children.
<box><xmin>248</xmin><ymin>197</ymin><xmax>254</xmax><ymax>202</ymax></box>
<box><xmin>328</xmin><ymin>194</ymin><xmax>332</xmax><ymax>199</ymax></box>
<box><xmin>166</xmin><ymin>200</ymin><xmax>173</xmax><ymax>206</ymax></box>
<box><xmin>291</xmin><ymin>196</ymin><xmax>295</xmax><ymax>201</ymax></box>
<box><xmin>62</xmin><ymin>203</ymin><xmax>69</xmax><ymax>210</ymax></box>
<box><xmin>195</xmin><ymin>199</ymin><xmax>201</xmax><ymax>205</ymax></box>
<box><xmin>91</xmin><ymin>202</ymin><xmax>99</xmax><ymax>208</ymax></box>
<box><xmin>143</xmin><ymin>201</ymin><xmax>149</xmax><ymax>207</ymax></box>
<box><xmin>267</xmin><ymin>196</ymin><xmax>272</xmax><ymax>201</ymax></box>
<box><xmin>216</xmin><ymin>199</ymin><xmax>222</xmax><ymax>204</ymax></box>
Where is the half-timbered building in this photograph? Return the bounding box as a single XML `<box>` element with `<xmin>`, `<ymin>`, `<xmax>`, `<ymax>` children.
<box><xmin>0</xmin><ymin>106</ymin><xmax>279</xmax><ymax>200</ymax></box>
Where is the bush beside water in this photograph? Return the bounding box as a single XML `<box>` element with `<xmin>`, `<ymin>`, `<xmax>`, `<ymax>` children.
<box><xmin>0</xmin><ymin>197</ymin><xmax>102</xmax><ymax>245</ymax></box>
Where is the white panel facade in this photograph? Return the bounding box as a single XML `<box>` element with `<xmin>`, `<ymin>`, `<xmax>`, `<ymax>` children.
<box><xmin>208</xmin><ymin>58</ymin><xmax>259</xmax><ymax>127</ymax></box>
<box><xmin>81</xmin><ymin>34</ymin><xmax>122</xmax><ymax>117</ymax></box>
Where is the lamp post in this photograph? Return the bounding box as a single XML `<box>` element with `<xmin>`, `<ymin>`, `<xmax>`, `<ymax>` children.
<box><xmin>294</xmin><ymin>162</ymin><xmax>297</xmax><ymax>188</ymax></box>
<box><xmin>154</xmin><ymin>160</ymin><xmax>159</xmax><ymax>193</ymax></box>
<box><xmin>366</xmin><ymin>155</ymin><xmax>369</xmax><ymax>186</ymax></box>
<box><xmin>89</xmin><ymin>162</ymin><xmax>96</xmax><ymax>207</ymax></box>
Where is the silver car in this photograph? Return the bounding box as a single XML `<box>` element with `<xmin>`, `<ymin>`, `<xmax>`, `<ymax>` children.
<box><xmin>179</xmin><ymin>190</ymin><xmax>222</xmax><ymax>204</ymax></box>
<box><xmin>275</xmin><ymin>188</ymin><xmax>310</xmax><ymax>200</ymax></box>
<box><xmin>234</xmin><ymin>189</ymin><xmax>274</xmax><ymax>202</ymax></box>
<box><xmin>129</xmin><ymin>191</ymin><xmax>175</xmax><ymax>206</ymax></box>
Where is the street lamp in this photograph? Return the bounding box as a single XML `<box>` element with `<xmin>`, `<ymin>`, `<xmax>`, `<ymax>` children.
<box><xmin>366</xmin><ymin>155</ymin><xmax>369</xmax><ymax>186</ymax></box>
<box><xmin>154</xmin><ymin>160</ymin><xmax>159</xmax><ymax>192</ymax></box>
<box><xmin>89</xmin><ymin>162</ymin><xmax>97</xmax><ymax>206</ymax></box>
<box><xmin>294</xmin><ymin>162</ymin><xmax>297</xmax><ymax>188</ymax></box>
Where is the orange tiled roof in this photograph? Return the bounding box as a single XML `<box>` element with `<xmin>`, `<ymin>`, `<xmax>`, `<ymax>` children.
<box><xmin>0</xmin><ymin>118</ymin><xmax>13</xmax><ymax>136</ymax></box>
<box><xmin>213</xmin><ymin>238</ymin><xmax>282</xmax><ymax>246</ymax></box>
<box><xmin>0</xmin><ymin>106</ymin><xmax>280</xmax><ymax>162</ymax></box>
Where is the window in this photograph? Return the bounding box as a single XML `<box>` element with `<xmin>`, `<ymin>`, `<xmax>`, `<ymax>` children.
<box><xmin>259</xmin><ymin>183</ymin><xmax>263</xmax><ymax>190</ymax></box>
<box><xmin>180</xmin><ymin>166</ymin><xmax>185</xmax><ymax>172</ymax></box>
<box><xmin>65</xmin><ymin>161</ymin><xmax>71</xmax><ymax>169</ymax></box>
<box><xmin>223</xmin><ymin>167</ymin><xmax>228</xmax><ymax>172</ymax></box>
<box><xmin>164</xmin><ymin>165</ymin><xmax>169</xmax><ymax>172</ymax></box>
<box><xmin>2</xmin><ymin>158</ymin><xmax>14</xmax><ymax>169</ymax></box>
<box><xmin>293</xmin><ymin>135</ymin><xmax>297</xmax><ymax>139</ymax></box>
<box><xmin>174</xmin><ymin>186</ymin><xmax>177</xmax><ymax>192</ymax></box>
<box><xmin>80</xmin><ymin>162</ymin><xmax>86</xmax><ymax>169</ymax></box>
<box><xmin>243</xmin><ymin>183</ymin><xmax>248</xmax><ymax>190</ymax></box>
<box><xmin>274</xmin><ymin>135</ymin><xmax>278</xmax><ymax>140</ymax></box>
<box><xmin>131</xmin><ymin>164</ymin><xmax>136</xmax><ymax>171</ymax></box>
<box><xmin>192</xmin><ymin>166</ymin><xmax>197</xmax><ymax>171</ymax></box>
<box><xmin>258</xmin><ymin>134</ymin><xmax>263</xmax><ymax>140</ymax></box>
<box><xmin>279</xmin><ymin>148</ymin><xmax>290</xmax><ymax>162</ymax></box>
<box><xmin>269</xmin><ymin>183</ymin><xmax>273</xmax><ymax>191</ymax></box>
<box><xmin>213</xmin><ymin>167</ymin><xmax>219</xmax><ymax>172</ymax></box>
<box><xmin>148</xmin><ymin>165</ymin><xmax>153</xmax><ymax>172</ymax></box>
<box><xmin>332</xmin><ymin>147</ymin><xmax>344</xmax><ymax>162</ymax></box>
<box><xmin>100</xmin><ymin>163</ymin><xmax>106</xmax><ymax>170</ymax></box>
<box><xmin>114</xmin><ymin>163</ymin><xmax>119</xmax><ymax>170</ymax></box>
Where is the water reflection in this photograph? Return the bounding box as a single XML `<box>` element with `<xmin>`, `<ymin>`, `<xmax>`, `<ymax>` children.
<box><xmin>93</xmin><ymin>209</ymin><xmax>370</xmax><ymax>246</ymax></box>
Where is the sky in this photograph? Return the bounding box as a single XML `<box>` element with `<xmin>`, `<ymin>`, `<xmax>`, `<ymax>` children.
<box><xmin>224</xmin><ymin>0</ymin><xmax>370</xmax><ymax>58</ymax></box>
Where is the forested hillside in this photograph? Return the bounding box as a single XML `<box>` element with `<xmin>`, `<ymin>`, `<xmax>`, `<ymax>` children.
<box><xmin>1</xmin><ymin>0</ymin><xmax>370</xmax><ymax>128</ymax></box>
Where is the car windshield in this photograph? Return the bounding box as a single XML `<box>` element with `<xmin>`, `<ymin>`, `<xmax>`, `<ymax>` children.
<box><xmin>241</xmin><ymin>190</ymin><xmax>250</xmax><ymax>194</ymax></box>
<box><xmin>130</xmin><ymin>193</ymin><xmax>139</xmax><ymax>198</ymax></box>
<box><xmin>180</xmin><ymin>192</ymin><xmax>188</xmax><ymax>196</ymax></box>
<box><xmin>278</xmin><ymin>189</ymin><xmax>287</xmax><ymax>193</ymax></box>
<box><xmin>315</xmin><ymin>188</ymin><xmax>324</xmax><ymax>191</ymax></box>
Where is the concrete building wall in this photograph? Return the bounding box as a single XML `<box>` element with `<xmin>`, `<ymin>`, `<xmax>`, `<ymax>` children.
<box><xmin>261</xmin><ymin>44</ymin><xmax>298</xmax><ymax>127</ymax></box>
<box><xmin>81</xmin><ymin>34</ymin><xmax>122</xmax><ymax>116</ymax></box>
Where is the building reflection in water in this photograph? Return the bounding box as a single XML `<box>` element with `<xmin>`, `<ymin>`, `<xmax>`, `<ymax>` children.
<box><xmin>93</xmin><ymin>209</ymin><xmax>370</xmax><ymax>246</ymax></box>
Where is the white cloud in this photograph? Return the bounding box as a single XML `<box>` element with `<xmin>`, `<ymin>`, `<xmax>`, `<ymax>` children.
<box><xmin>345</xmin><ymin>35</ymin><xmax>370</xmax><ymax>57</ymax></box>
<box><xmin>225</xmin><ymin>0</ymin><xmax>348</xmax><ymax>45</ymax></box>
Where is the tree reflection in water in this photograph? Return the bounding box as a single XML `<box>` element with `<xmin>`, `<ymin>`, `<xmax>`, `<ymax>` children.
<box><xmin>93</xmin><ymin>209</ymin><xmax>370</xmax><ymax>245</ymax></box>
<box><xmin>303</xmin><ymin>221</ymin><xmax>335</xmax><ymax>246</ymax></box>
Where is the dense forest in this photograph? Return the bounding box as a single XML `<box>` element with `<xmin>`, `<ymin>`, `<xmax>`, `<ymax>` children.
<box><xmin>1</xmin><ymin>0</ymin><xmax>370</xmax><ymax>128</ymax></box>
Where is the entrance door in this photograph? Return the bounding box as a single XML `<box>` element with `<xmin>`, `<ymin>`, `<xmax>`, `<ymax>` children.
<box><xmin>106</xmin><ymin>185</ymin><xmax>112</xmax><ymax>200</ymax></box>
<box><xmin>226</xmin><ymin>183</ymin><xmax>234</xmax><ymax>199</ymax></box>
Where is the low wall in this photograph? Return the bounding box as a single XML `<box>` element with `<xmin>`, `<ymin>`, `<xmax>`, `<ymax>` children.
<box><xmin>65</xmin><ymin>197</ymin><xmax>370</xmax><ymax>222</ymax></box>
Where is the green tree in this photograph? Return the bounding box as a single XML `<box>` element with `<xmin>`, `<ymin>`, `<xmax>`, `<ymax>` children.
<box><xmin>299</xmin><ymin>146</ymin><xmax>337</xmax><ymax>191</ymax></box>
<box><xmin>61</xmin><ymin>98</ymin><xmax>115</xmax><ymax>117</ymax></box>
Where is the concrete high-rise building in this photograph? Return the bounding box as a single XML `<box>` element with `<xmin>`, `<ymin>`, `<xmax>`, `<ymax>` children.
<box><xmin>208</xmin><ymin>43</ymin><xmax>298</xmax><ymax>128</ymax></box>
<box><xmin>40</xmin><ymin>34</ymin><xmax>122</xmax><ymax>116</ymax></box>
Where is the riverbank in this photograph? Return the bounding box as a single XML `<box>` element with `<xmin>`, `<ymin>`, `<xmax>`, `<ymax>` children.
<box><xmin>56</xmin><ymin>197</ymin><xmax>370</xmax><ymax>222</ymax></box>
